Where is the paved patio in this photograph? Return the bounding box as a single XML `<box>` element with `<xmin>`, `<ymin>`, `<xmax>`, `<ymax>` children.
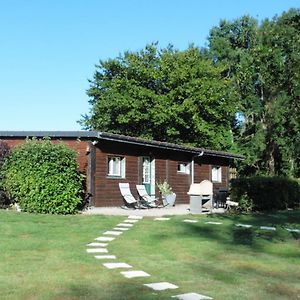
<box><xmin>82</xmin><ymin>204</ymin><xmax>225</xmax><ymax>217</ymax></box>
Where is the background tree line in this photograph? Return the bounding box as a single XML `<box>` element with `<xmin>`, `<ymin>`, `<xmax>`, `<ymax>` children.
<box><xmin>81</xmin><ymin>8</ymin><xmax>300</xmax><ymax>178</ymax></box>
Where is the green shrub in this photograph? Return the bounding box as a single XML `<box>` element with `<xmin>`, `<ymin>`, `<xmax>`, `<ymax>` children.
<box><xmin>230</xmin><ymin>176</ymin><xmax>300</xmax><ymax>211</ymax></box>
<box><xmin>1</xmin><ymin>138</ymin><xmax>84</xmax><ymax>214</ymax></box>
<box><xmin>0</xmin><ymin>141</ymin><xmax>11</xmax><ymax>208</ymax></box>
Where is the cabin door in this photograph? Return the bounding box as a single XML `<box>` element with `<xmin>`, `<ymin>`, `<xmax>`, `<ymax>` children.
<box><xmin>142</xmin><ymin>156</ymin><xmax>155</xmax><ymax>196</ymax></box>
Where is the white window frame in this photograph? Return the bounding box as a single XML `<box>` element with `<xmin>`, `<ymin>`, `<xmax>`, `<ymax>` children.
<box><xmin>177</xmin><ymin>162</ymin><xmax>190</xmax><ymax>174</ymax></box>
<box><xmin>107</xmin><ymin>156</ymin><xmax>125</xmax><ymax>178</ymax></box>
<box><xmin>212</xmin><ymin>166</ymin><xmax>222</xmax><ymax>183</ymax></box>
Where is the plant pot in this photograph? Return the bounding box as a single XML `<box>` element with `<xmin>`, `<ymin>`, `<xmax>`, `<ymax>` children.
<box><xmin>162</xmin><ymin>193</ymin><xmax>176</xmax><ymax>206</ymax></box>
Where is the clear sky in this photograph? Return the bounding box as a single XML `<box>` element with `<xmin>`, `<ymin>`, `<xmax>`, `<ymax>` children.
<box><xmin>0</xmin><ymin>0</ymin><xmax>298</xmax><ymax>131</ymax></box>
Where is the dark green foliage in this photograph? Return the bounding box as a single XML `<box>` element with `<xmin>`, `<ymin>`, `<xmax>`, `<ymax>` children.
<box><xmin>209</xmin><ymin>9</ymin><xmax>300</xmax><ymax>177</ymax></box>
<box><xmin>230</xmin><ymin>177</ymin><xmax>300</xmax><ymax>211</ymax></box>
<box><xmin>1</xmin><ymin>139</ymin><xmax>84</xmax><ymax>214</ymax></box>
<box><xmin>81</xmin><ymin>44</ymin><xmax>237</xmax><ymax>150</ymax></box>
<box><xmin>0</xmin><ymin>141</ymin><xmax>11</xmax><ymax>208</ymax></box>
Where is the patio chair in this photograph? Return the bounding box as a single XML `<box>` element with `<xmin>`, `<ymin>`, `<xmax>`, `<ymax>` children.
<box><xmin>119</xmin><ymin>183</ymin><xmax>146</xmax><ymax>209</ymax></box>
<box><xmin>136</xmin><ymin>185</ymin><xmax>159</xmax><ymax>208</ymax></box>
<box><xmin>224</xmin><ymin>197</ymin><xmax>239</xmax><ymax>211</ymax></box>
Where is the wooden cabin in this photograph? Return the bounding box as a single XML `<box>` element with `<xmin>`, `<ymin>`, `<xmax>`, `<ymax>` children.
<box><xmin>0</xmin><ymin>131</ymin><xmax>243</xmax><ymax>207</ymax></box>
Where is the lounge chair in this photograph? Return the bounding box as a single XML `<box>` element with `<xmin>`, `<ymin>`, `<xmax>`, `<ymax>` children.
<box><xmin>136</xmin><ymin>185</ymin><xmax>159</xmax><ymax>208</ymax></box>
<box><xmin>119</xmin><ymin>183</ymin><xmax>146</xmax><ymax>209</ymax></box>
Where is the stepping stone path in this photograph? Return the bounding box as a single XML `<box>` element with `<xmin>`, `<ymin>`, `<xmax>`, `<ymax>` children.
<box><xmin>95</xmin><ymin>255</ymin><xmax>116</xmax><ymax>259</ymax></box>
<box><xmin>286</xmin><ymin>228</ymin><xmax>300</xmax><ymax>233</ymax></box>
<box><xmin>114</xmin><ymin>227</ymin><xmax>130</xmax><ymax>231</ymax></box>
<box><xmin>183</xmin><ymin>219</ymin><xmax>198</xmax><ymax>223</ymax></box>
<box><xmin>260</xmin><ymin>226</ymin><xmax>276</xmax><ymax>231</ymax></box>
<box><xmin>205</xmin><ymin>221</ymin><xmax>222</xmax><ymax>225</ymax></box>
<box><xmin>144</xmin><ymin>282</ymin><xmax>178</xmax><ymax>291</ymax></box>
<box><xmin>95</xmin><ymin>236</ymin><xmax>115</xmax><ymax>242</ymax></box>
<box><xmin>85</xmin><ymin>214</ymin><xmax>214</xmax><ymax>299</ymax></box>
<box><xmin>103</xmin><ymin>230</ymin><xmax>123</xmax><ymax>236</ymax></box>
<box><xmin>87</xmin><ymin>242</ymin><xmax>108</xmax><ymax>247</ymax></box>
<box><xmin>172</xmin><ymin>292</ymin><xmax>213</xmax><ymax>300</ymax></box>
<box><xmin>235</xmin><ymin>224</ymin><xmax>252</xmax><ymax>228</ymax></box>
<box><xmin>121</xmin><ymin>270</ymin><xmax>151</xmax><ymax>278</ymax></box>
<box><xmin>103</xmin><ymin>262</ymin><xmax>132</xmax><ymax>269</ymax></box>
<box><xmin>86</xmin><ymin>248</ymin><xmax>108</xmax><ymax>253</ymax></box>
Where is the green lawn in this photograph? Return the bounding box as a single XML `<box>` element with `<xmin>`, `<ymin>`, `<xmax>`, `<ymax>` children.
<box><xmin>0</xmin><ymin>210</ymin><xmax>299</xmax><ymax>300</ymax></box>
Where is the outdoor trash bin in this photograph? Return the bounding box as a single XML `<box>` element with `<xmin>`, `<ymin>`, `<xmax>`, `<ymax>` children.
<box><xmin>188</xmin><ymin>180</ymin><xmax>213</xmax><ymax>213</ymax></box>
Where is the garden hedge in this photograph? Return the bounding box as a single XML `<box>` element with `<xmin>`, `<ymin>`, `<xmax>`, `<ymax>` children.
<box><xmin>230</xmin><ymin>176</ymin><xmax>300</xmax><ymax>211</ymax></box>
<box><xmin>1</xmin><ymin>139</ymin><xmax>84</xmax><ymax>214</ymax></box>
<box><xmin>0</xmin><ymin>141</ymin><xmax>11</xmax><ymax>208</ymax></box>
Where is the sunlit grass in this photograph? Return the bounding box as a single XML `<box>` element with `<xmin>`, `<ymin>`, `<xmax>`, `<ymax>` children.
<box><xmin>0</xmin><ymin>210</ymin><xmax>299</xmax><ymax>299</ymax></box>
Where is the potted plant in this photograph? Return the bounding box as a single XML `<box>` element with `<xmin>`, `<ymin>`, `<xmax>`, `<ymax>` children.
<box><xmin>156</xmin><ymin>180</ymin><xmax>176</xmax><ymax>206</ymax></box>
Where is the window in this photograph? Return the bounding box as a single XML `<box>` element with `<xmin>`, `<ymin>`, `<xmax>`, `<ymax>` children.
<box><xmin>107</xmin><ymin>156</ymin><xmax>125</xmax><ymax>177</ymax></box>
<box><xmin>177</xmin><ymin>162</ymin><xmax>190</xmax><ymax>174</ymax></box>
<box><xmin>212</xmin><ymin>166</ymin><xmax>222</xmax><ymax>182</ymax></box>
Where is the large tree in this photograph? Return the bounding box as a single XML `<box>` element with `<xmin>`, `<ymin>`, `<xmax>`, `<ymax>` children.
<box><xmin>209</xmin><ymin>9</ymin><xmax>300</xmax><ymax>177</ymax></box>
<box><xmin>81</xmin><ymin>44</ymin><xmax>237</xmax><ymax>150</ymax></box>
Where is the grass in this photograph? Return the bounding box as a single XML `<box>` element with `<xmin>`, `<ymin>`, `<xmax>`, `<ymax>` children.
<box><xmin>0</xmin><ymin>210</ymin><xmax>299</xmax><ymax>300</ymax></box>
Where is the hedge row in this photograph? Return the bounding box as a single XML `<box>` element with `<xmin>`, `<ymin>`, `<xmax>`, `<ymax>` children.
<box><xmin>230</xmin><ymin>176</ymin><xmax>300</xmax><ymax>211</ymax></box>
<box><xmin>1</xmin><ymin>139</ymin><xmax>84</xmax><ymax>214</ymax></box>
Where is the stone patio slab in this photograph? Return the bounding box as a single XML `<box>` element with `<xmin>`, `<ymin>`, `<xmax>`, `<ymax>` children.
<box><xmin>120</xmin><ymin>270</ymin><xmax>151</xmax><ymax>278</ymax></box>
<box><xmin>86</xmin><ymin>248</ymin><xmax>108</xmax><ymax>253</ymax></box>
<box><xmin>103</xmin><ymin>231</ymin><xmax>123</xmax><ymax>236</ymax></box>
<box><xmin>154</xmin><ymin>217</ymin><xmax>170</xmax><ymax>221</ymax></box>
<box><xmin>286</xmin><ymin>228</ymin><xmax>300</xmax><ymax>233</ymax></box>
<box><xmin>95</xmin><ymin>236</ymin><xmax>115</xmax><ymax>242</ymax></box>
<box><xmin>183</xmin><ymin>219</ymin><xmax>198</xmax><ymax>223</ymax></box>
<box><xmin>172</xmin><ymin>292</ymin><xmax>213</xmax><ymax>300</ymax></box>
<box><xmin>205</xmin><ymin>221</ymin><xmax>222</xmax><ymax>225</ymax></box>
<box><xmin>144</xmin><ymin>282</ymin><xmax>178</xmax><ymax>291</ymax></box>
<box><xmin>117</xmin><ymin>223</ymin><xmax>134</xmax><ymax>227</ymax></box>
<box><xmin>103</xmin><ymin>262</ymin><xmax>132</xmax><ymax>269</ymax></box>
<box><xmin>260</xmin><ymin>226</ymin><xmax>276</xmax><ymax>231</ymax></box>
<box><xmin>114</xmin><ymin>227</ymin><xmax>130</xmax><ymax>231</ymax></box>
<box><xmin>128</xmin><ymin>215</ymin><xmax>143</xmax><ymax>219</ymax></box>
<box><xmin>87</xmin><ymin>242</ymin><xmax>108</xmax><ymax>247</ymax></box>
<box><xmin>124</xmin><ymin>219</ymin><xmax>139</xmax><ymax>223</ymax></box>
<box><xmin>94</xmin><ymin>255</ymin><xmax>116</xmax><ymax>259</ymax></box>
<box><xmin>235</xmin><ymin>224</ymin><xmax>252</xmax><ymax>228</ymax></box>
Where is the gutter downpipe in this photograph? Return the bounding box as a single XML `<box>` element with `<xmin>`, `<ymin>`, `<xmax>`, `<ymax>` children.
<box><xmin>191</xmin><ymin>151</ymin><xmax>204</xmax><ymax>184</ymax></box>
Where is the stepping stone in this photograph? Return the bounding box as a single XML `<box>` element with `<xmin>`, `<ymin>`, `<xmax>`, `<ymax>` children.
<box><xmin>117</xmin><ymin>223</ymin><xmax>134</xmax><ymax>227</ymax></box>
<box><xmin>103</xmin><ymin>262</ymin><xmax>132</xmax><ymax>269</ymax></box>
<box><xmin>87</xmin><ymin>242</ymin><xmax>108</xmax><ymax>247</ymax></box>
<box><xmin>120</xmin><ymin>270</ymin><xmax>150</xmax><ymax>278</ymax></box>
<box><xmin>86</xmin><ymin>248</ymin><xmax>108</xmax><ymax>253</ymax></box>
<box><xmin>124</xmin><ymin>219</ymin><xmax>139</xmax><ymax>223</ymax></box>
<box><xmin>260</xmin><ymin>226</ymin><xmax>276</xmax><ymax>231</ymax></box>
<box><xmin>128</xmin><ymin>215</ymin><xmax>143</xmax><ymax>219</ymax></box>
<box><xmin>286</xmin><ymin>228</ymin><xmax>300</xmax><ymax>233</ymax></box>
<box><xmin>183</xmin><ymin>219</ymin><xmax>198</xmax><ymax>223</ymax></box>
<box><xmin>154</xmin><ymin>217</ymin><xmax>170</xmax><ymax>221</ymax></box>
<box><xmin>114</xmin><ymin>227</ymin><xmax>130</xmax><ymax>231</ymax></box>
<box><xmin>95</xmin><ymin>236</ymin><xmax>115</xmax><ymax>242</ymax></box>
<box><xmin>205</xmin><ymin>221</ymin><xmax>222</xmax><ymax>225</ymax></box>
<box><xmin>144</xmin><ymin>282</ymin><xmax>178</xmax><ymax>291</ymax></box>
<box><xmin>94</xmin><ymin>255</ymin><xmax>116</xmax><ymax>259</ymax></box>
<box><xmin>103</xmin><ymin>231</ymin><xmax>123</xmax><ymax>236</ymax></box>
<box><xmin>235</xmin><ymin>224</ymin><xmax>252</xmax><ymax>228</ymax></box>
<box><xmin>172</xmin><ymin>292</ymin><xmax>213</xmax><ymax>300</ymax></box>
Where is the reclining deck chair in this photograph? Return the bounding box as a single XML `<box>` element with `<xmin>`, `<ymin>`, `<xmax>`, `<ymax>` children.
<box><xmin>136</xmin><ymin>185</ymin><xmax>159</xmax><ymax>208</ymax></box>
<box><xmin>119</xmin><ymin>183</ymin><xmax>146</xmax><ymax>209</ymax></box>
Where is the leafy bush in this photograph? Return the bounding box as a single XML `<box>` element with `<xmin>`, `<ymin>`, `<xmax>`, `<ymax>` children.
<box><xmin>1</xmin><ymin>139</ymin><xmax>84</xmax><ymax>214</ymax></box>
<box><xmin>0</xmin><ymin>141</ymin><xmax>11</xmax><ymax>208</ymax></box>
<box><xmin>230</xmin><ymin>177</ymin><xmax>300</xmax><ymax>211</ymax></box>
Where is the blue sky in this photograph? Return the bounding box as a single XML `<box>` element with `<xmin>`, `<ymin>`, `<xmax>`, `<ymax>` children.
<box><xmin>0</xmin><ymin>0</ymin><xmax>298</xmax><ymax>131</ymax></box>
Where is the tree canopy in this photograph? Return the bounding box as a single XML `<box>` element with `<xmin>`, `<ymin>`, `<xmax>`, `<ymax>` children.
<box><xmin>81</xmin><ymin>44</ymin><xmax>237</xmax><ymax>150</ymax></box>
<box><xmin>81</xmin><ymin>8</ymin><xmax>300</xmax><ymax>177</ymax></box>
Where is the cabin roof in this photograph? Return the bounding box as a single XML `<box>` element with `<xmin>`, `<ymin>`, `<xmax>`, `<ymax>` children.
<box><xmin>0</xmin><ymin>130</ymin><xmax>244</xmax><ymax>160</ymax></box>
